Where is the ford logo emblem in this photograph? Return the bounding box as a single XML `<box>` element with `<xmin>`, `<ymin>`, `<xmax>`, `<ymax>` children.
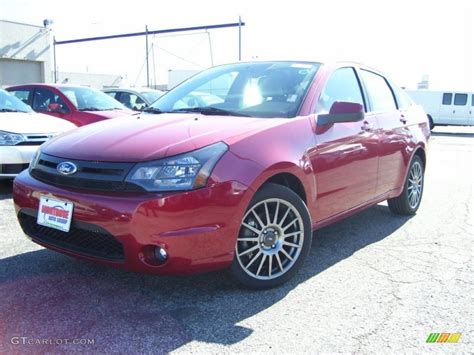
<box><xmin>57</xmin><ymin>162</ymin><xmax>78</xmax><ymax>175</ymax></box>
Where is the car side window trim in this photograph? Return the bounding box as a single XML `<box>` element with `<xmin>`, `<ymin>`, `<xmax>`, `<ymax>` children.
<box><xmin>352</xmin><ymin>68</ymin><xmax>369</xmax><ymax>113</ymax></box>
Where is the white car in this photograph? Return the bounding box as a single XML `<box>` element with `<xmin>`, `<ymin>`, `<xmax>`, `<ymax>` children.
<box><xmin>0</xmin><ymin>89</ymin><xmax>76</xmax><ymax>179</ymax></box>
<box><xmin>406</xmin><ymin>90</ymin><xmax>473</xmax><ymax>129</ymax></box>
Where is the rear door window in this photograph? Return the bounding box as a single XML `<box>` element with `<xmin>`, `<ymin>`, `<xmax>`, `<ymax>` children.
<box><xmin>317</xmin><ymin>67</ymin><xmax>365</xmax><ymax>113</ymax></box>
<box><xmin>10</xmin><ymin>89</ymin><xmax>32</xmax><ymax>106</ymax></box>
<box><xmin>390</xmin><ymin>83</ymin><xmax>412</xmax><ymax>110</ymax></box>
<box><xmin>442</xmin><ymin>93</ymin><xmax>453</xmax><ymax>105</ymax></box>
<box><xmin>454</xmin><ymin>93</ymin><xmax>467</xmax><ymax>106</ymax></box>
<box><xmin>359</xmin><ymin>70</ymin><xmax>397</xmax><ymax>113</ymax></box>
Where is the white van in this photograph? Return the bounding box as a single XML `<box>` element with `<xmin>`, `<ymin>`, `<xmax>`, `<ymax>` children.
<box><xmin>406</xmin><ymin>90</ymin><xmax>473</xmax><ymax>129</ymax></box>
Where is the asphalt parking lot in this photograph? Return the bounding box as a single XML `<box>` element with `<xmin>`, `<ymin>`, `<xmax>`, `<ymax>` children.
<box><xmin>0</xmin><ymin>126</ymin><xmax>472</xmax><ymax>353</ymax></box>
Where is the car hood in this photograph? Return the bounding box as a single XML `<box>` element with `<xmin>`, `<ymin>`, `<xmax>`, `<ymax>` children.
<box><xmin>42</xmin><ymin>113</ymin><xmax>283</xmax><ymax>162</ymax></box>
<box><xmin>82</xmin><ymin>109</ymin><xmax>134</xmax><ymax>119</ymax></box>
<box><xmin>0</xmin><ymin>111</ymin><xmax>76</xmax><ymax>134</ymax></box>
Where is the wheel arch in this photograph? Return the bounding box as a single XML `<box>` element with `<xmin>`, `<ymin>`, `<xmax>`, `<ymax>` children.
<box><xmin>262</xmin><ymin>172</ymin><xmax>307</xmax><ymax>204</ymax></box>
<box><xmin>413</xmin><ymin>146</ymin><xmax>426</xmax><ymax>170</ymax></box>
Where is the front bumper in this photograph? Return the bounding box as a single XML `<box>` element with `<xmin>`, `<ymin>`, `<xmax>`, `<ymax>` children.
<box><xmin>13</xmin><ymin>171</ymin><xmax>253</xmax><ymax>274</ymax></box>
<box><xmin>0</xmin><ymin>145</ymin><xmax>39</xmax><ymax>178</ymax></box>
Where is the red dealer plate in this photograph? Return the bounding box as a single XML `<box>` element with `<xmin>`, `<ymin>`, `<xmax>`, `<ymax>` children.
<box><xmin>37</xmin><ymin>196</ymin><xmax>74</xmax><ymax>233</ymax></box>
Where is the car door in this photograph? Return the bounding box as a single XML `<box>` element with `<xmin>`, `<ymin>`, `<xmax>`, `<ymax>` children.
<box><xmin>438</xmin><ymin>92</ymin><xmax>454</xmax><ymax>124</ymax></box>
<box><xmin>358</xmin><ymin>69</ymin><xmax>411</xmax><ymax>197</ymax></box>
<box><xmin>452</xmin><ymin>93</ymin><xmax>470</xmax><ymax>125</ymax></box>
<box><xmin>471</xmin><ymin>95</ymin><xmax>474</xmax><ymax>125</ymax></box>
<box><xmin>309</xmin><ymin>67</ymin><xmax>379</xmax><ymax>222</ymax></box>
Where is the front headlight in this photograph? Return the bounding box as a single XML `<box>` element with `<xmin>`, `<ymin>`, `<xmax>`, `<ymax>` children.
<box><xmin>0</xmin><ymin>131</ymin><xmax>25</xmax><ymax>146</ymax></box>
<box><xmin>126</xmin><ymin>142</ymin><xmax>228</xmax><ymax>192</ymax></box>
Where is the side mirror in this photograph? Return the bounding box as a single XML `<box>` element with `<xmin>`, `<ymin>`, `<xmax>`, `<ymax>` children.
<box><xmin>47</xmin><ymin>103</ymin><xmax>64</xmax><ymax>113</ymax></box>
<box><xmin>317</xmin><ymin>101</ymin><xmax>364</xmax><ymax>125</ymax></box>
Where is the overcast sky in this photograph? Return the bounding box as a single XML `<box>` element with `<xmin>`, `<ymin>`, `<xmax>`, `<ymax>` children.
<box><xmin>1</xmin><ymin>0</ymin><xmax>473</xmax><ymax>90</ymax></box>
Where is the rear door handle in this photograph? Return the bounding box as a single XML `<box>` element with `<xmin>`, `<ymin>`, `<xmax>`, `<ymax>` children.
<box><xmin>400</xmin><ymin>116</ymin><xmax>407</xmax><ymax>124</ymax></box>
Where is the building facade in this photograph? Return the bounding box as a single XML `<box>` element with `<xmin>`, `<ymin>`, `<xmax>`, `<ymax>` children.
<box><xmin>0</xmin><ymin>19</ymin><xmax>52</xmax><ymax>87</ymax></box>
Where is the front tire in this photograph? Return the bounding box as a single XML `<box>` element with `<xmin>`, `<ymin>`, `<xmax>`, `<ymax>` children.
<box><xmin>231</xmin><ymin>183</ymin><xmax>312</xmax><ymax>289</ymax></box>
<box><xmin>388</xmin><ymin>155</ymin><xmax>424</xmax><ymax>215</ymax></box>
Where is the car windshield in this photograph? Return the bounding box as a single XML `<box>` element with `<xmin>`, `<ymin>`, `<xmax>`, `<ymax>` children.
<box><xmin>150</xmin><ymin>61</ymin><xmax>320</xmax><ymax>118</ymax></box>
<box><xmin>0</xmin><ymin>89</ymin><xmax>32</xmax><ymax>113</ymax></box>
<box><xmin>59</xmin><ymin>86</ymin><xmax>126</xmax><ymax>111</ymax></box>
<box><xmin>140</xmin><ymin>90</ymin><xmax>164</xmax><ymax>104</ymax></box>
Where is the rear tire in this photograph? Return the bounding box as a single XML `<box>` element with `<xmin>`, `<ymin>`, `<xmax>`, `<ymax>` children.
<box><xmin>388</xmin><ymin>155</ymin><xmax>424</xmax><ymax>215</ymax></box>
<box><xmin>427</xmin><ymin>115</ymin><xmax>434</xmax><ymax>130</ymax></box>
<box><xmin>231</xmin><ymin>183</ymin><xmax>312</xmax><ymax>289</ymax></box>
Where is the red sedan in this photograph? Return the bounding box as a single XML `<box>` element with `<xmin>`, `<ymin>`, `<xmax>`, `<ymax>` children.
<box><xmin>13</xmin><ymin>61</ymin><xmax>429</xmax><ymax>289</ymax></box>
<box><xmin>7</xmin><ymin>84</ymin><xmax>134</xmax><ymax>126</ymax></box>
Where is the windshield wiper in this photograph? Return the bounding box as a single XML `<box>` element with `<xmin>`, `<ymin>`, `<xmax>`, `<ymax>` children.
<box><xmin>143</xmin><ymin>107</ymin><xmax>168</xmax><ymax>114</ymax></box>
<box><xmin>78</xmin><ymin>107</ymin><xmax>101</xmax><ymax>111</ymax></box>
<box><xmin>0</xmin><ymin>108</ymin><xmax>26</xmax><ymax>113</ymax></box>
<box><xmin>170</xmin><ymin>107</ymin><xmax>251</xmax><ymax>117</ymax></box>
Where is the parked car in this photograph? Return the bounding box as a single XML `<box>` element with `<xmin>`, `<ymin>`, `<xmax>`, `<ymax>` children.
<box><xmin>0</xmin><ymin>89</ymin><xmax>75</xmax><ymax>179</ymax></box>
<box><xmin>103</xmin><ymin>88</ymin><xmax>165</xmax><ymax>111</ymax></box>
<box><xmin>407</xmin><ymin>90</ymin><xmax>473</xmax><ymax>129</ymax></box>
<box><xmin>7</xmin><ymin>84</ymin><xmax>134</xmax><ymax>126</ymax></box>
<box><xmin>13</xmin><ymin>61</ymin><xmax>430</xmax><ymax>289</ymax></box>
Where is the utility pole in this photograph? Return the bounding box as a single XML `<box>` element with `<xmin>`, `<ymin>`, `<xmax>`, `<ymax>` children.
<box><xmin>145</xmin><ymin>25</ymin><xmax>150</xmax><ymax>87</ymax></box>
<box><xmin>53</xmin><ymin>36</ymin><xmax>57</xmax><ymax>83</ymax></box>
<box><xmin>207</xmin><ymin>31</ymin><xmax>214</xmax><ymax>66</ymax></box>
<box><xmin>238</xmin><ymin>16</ymin><xmax>242</xmax><ymax>61</ymax></box>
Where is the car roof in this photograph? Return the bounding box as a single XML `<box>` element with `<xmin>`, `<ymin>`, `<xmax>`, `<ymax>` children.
<box><xmin>7</xmin><ymin>83</ymin><xmax>99</xmax><ymax>90</ymax></box>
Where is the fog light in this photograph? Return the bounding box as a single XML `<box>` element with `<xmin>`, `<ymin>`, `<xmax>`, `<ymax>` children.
<box><xmin>154</xmin><ymin>246</ymin><xmax>168</xmax><ymax>264</ymax></box>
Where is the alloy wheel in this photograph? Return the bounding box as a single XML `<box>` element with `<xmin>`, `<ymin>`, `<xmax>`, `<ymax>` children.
<box><xmin>235</xmin><ymin>198</ymin><xmax>305</xmax><ymax>280</ymax></box>
<box><xmin>407</xmin><ymin>161</ymin><xmax>423</xmax><ymax>209</ymax></box>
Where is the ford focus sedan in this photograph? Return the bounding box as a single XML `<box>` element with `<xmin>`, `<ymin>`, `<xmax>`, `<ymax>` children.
<box><xmin>0</xmin><ymin>89</ymin><xmax>75</xmax><ymax>178</ymax></box>
<box><xmin>13</xmin><ymin>61</ymin><xmax>429</xmax><ymax>288</ymax></box>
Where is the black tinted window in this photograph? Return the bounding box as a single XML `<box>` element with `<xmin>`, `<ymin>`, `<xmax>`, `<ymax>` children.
<box><xmin>32</xmin><ymin>88</ymin><xmax>68</xmax><ymax>112</ymax></box>
<box><xmin>317</xmin><ymin>67</ymin><xmax>364</xmax><ymax>113</ymax></box>
<box><xmin>454</xmin><ymin>93</ymin><xmax>467</xmax><ymax>106</ymax></box>
<box><xmin>360</xmin><ymin>70</ymin><xmax>397</xmax><ymax>113</ymax></box>
<box><xmin>442</xmin><ymin>93</ymin><xmax>452</xmax><ymax>105</ymax></box>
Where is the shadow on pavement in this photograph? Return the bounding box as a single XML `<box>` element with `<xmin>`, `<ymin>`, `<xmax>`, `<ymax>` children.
<box><xmin>0</xmin><ymin>204</ymin><xmax>412</xmax><ymax>353</ymax></box>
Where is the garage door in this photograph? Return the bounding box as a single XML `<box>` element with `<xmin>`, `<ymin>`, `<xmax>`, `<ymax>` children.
<box><xmin>0</xmin><ymin>59</ymin><xmax>43</xmax><ymax>86</ymax></box>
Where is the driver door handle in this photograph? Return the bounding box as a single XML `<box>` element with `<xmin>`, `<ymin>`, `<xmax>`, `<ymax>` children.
<box><xmin>361</xmin><ymin>120</ymin><xmax>373</xmax><ymax>131</ymax></box>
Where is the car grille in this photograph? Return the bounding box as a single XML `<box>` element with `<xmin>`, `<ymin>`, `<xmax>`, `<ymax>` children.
<box><xmin>0</xmin><ymin>163</ymin><xmax>29</xmax><ymax>174</ymax></box>
<box><xmin>18</xmin><ymin>209</ymin><xmax>125</xmax><ymax>262</ymax></box>
<box><xmin>30</xmin><ymin>153</ymin><xmax>145</xmax><ymax>192</ymax></box>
